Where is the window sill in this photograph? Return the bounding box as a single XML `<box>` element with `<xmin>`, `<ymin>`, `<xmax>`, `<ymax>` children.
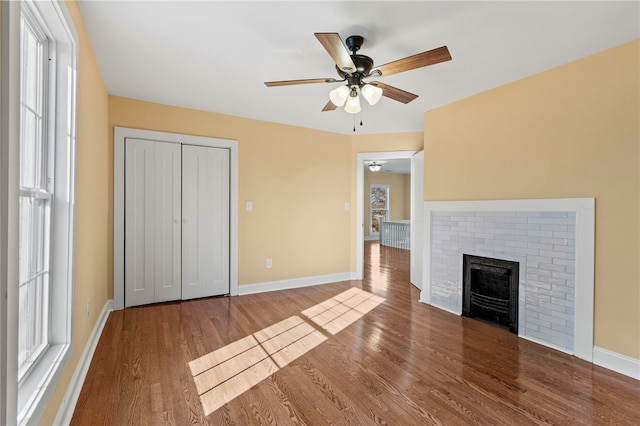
<box><xmin>18</xmin><ymin>343</ymin><xmax>70</xmax><ymax>426</ymax></box>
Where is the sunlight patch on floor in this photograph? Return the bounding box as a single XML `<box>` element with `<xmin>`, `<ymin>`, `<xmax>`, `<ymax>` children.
<box><xmin>301</xmin><ymin>287</ymin><xmax>385</xmax><ymax>335</ymax></box>
<box><xmin>188</xmin><ymin>287</ymin><xmax>385</xmax><ymax>415</ymax></box>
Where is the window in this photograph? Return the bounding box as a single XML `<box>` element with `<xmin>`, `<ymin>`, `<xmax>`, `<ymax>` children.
<box><xmin>370</xmin><ymin>184</ymin><xmax>390</xmax><ymax>235</ymax></box>
<box><xmin>18</xmin><ymin>7</ymin><xmax>52</xmax><ymax>382</ymax></box>
<box><xmin>3</xmin><ymin>1</ymin><xmax>78</xmax><ymax>424</ymax></box>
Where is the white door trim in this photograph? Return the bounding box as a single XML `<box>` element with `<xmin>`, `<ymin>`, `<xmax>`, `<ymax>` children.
<box><xmin>114</xmin><ymin>127</ymin><xmax>239</xmax><ymax>310</ymax></box>
<box><xmin>356</xmin><ymin>151</ymin><xmax>417</xmax><ymax>280</ymax></box>
<box><xmin>410</xmin><ymin>151</ymin><xmax>424</xmax><ymax>289</ymax></box>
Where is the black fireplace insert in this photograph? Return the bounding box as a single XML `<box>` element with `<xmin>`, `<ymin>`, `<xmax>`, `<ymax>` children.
<box><xmin>462</xmin><ymin>254</ymin><xmax>519</xmax><ymax>333</ymax></box>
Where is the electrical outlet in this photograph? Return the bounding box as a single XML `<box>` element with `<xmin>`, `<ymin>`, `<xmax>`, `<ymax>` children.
<box><xmin>266</xmin><ymin>258</ymin><xmax>272</xmax><ymax>268</ymax></box>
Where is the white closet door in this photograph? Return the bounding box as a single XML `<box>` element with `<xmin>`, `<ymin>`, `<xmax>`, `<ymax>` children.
<box><xmin>181</xmin><ymin>145</ymin><xmax>230</xmax><ymax>299</ymax></box>
<box><xmin>125</xmin><ymin>139</ymin><xmax>181</xmax><ymax>307</ymax></box>
<box><xmin>154</xmin><ymin>143</ymin><xmax>182</xmax><ymax>302</ymax></box>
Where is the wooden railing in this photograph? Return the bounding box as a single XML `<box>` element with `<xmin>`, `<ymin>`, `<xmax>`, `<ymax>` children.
<box><xmin>380</xmin><ymin>220</ymin><xmax>410</xmax><ymax>250</ymax></box>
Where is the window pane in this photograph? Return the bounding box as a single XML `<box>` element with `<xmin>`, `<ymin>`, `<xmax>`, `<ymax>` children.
<box><xmin>20</xmin><ymin>109</ymin><xmax>40</xmax><ymax>188</ymax></box>
<box><xmin>19</xmin><ymin>196</ymin><xmax>33</xmax><ymax>283</ymax></box>
<box><xmin>19</xmin><ymin>12</ymin><xmax>50</xmax><ymax>381</ymax></box>
<box><xmin>18</xmin><ymin>271</ymin><xmax>49</xmax><ymax>378</ymax></box>
<box><xmin>22</xmin><ymin>19</ymin><xmax>42</xmax><ymax>112</ymax></box>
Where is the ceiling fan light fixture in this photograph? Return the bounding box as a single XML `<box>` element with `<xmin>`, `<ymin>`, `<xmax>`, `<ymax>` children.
<box><xmin>369</xmin><ymin>162</ymin><xmax>382</xmax><ymax>172</ymax></box>
<box><xmin>344</xmin><ymin>93</ymin><xmax>361</xmax><ymax>114</ymax></box>
<box><xmin>329</xmin><ymin>85</ymin><xmax>350</xmax><ymax>107</ymax></box>
<box><xmin>361</xmin><ymin>83</ymin><xmax>383</xmax><ymax>105</ymax></box>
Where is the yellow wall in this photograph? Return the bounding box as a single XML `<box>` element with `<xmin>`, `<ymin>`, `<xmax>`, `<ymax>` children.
<box><xmin>108</xmin><ymin>97</ymin><xmax>352</xmax><ymax>286</ymax></box>
<box><xmin>423</xmin><ymin>40</ymin><xmax>640</xmax><ymax>359</ymax></box>
<box><xmin>364</xmin><ymin>171</ymin><xmax>410</xmax><ymax>237</ymax></box>
<box><xmin>403</xmin><ymin>174</ymin><xmax>411</xmax><ymax>218</ymax></box>
<box><xmin>40</xmin><ymin>1</ymin><xmax>111</xmax><ymax>423</ymax></box>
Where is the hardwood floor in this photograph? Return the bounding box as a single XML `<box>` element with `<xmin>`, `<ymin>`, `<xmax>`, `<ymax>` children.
<box><xmin>71</xmin><ymin>241</ymin><xmax>640</xmax><ymax>425</ymax></box>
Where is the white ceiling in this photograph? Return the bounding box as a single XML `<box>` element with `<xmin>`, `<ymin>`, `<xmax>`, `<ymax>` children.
<box><xmin>78</xmin><ymin>1</ymin><xmax>639</xmax><ymax>136</ymax></box>
<box><xmin>365</xmin><ymin>159</ymin><xmax>410</xmax><ymax>174</ymax></box>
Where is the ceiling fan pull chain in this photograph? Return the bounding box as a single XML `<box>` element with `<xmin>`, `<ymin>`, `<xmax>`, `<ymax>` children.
<box><xmin>353</xmin><ymin>113</ymin><xmax>356</xmax><ymax>132</ymax></box>
<box><xmin>360</xmin><ymin>109</ymin><xmax>363</xmax><ymax>127</ymax></box>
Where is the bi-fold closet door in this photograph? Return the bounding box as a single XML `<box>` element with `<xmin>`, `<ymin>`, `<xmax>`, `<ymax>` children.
<box><xmin>124</xmin><ymin>138</ymin><xmax>229</xmax><ymax>307</ymax></box>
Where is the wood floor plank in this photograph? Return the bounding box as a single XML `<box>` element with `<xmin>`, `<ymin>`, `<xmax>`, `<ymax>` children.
<box><xmin>71</xmin><ymin>242</ymin><xmax>640</xmax><ymax>425</ymax></box>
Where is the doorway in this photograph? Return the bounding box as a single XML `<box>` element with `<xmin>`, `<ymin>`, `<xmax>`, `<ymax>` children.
<box><xmin>356</xmin><ymin>150</ymin><xmax>422</xmax><ymax>288</ymax></box>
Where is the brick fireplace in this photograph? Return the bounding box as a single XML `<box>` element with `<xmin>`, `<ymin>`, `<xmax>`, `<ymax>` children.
<box><xmin>421</xmin><ymin>199</ymin><xmax>595</xmax><ymax>362</ymax></box>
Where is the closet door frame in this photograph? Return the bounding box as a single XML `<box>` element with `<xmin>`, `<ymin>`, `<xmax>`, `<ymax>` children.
<box><xmin>114</xmin><ymin>127</ymin><xmax>239</xmax><ymax>310</ymax></box>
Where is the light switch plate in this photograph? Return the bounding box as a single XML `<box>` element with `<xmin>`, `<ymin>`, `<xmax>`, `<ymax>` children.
<box><xmin>246</xmin><ymin>201</ymin><xmax>253</xmax><ymax>211</ymax></box>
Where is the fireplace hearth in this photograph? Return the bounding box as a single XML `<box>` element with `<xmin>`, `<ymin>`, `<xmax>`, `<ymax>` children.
<box><xmin>463</xmin><ymin>254</ymin><xmax>519</xmax><ymax>333</ymax></box>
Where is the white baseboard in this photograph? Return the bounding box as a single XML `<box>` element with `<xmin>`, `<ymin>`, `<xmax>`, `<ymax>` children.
<box><xmin>53</xmin><ymin>299</ymin><xmax>113</xmax><ymax>425</ymax></box>
<box><xmin>593</xmin><ymin>346</ymin><xmax>640</xmax><ymax>380</ymax></box>
<box><xmin>239</xmin><ymin>272</ymin><xmax>354</xmax><ymax>295</ymax></box>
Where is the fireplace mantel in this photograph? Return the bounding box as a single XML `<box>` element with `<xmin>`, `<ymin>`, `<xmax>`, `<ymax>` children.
<box><xmin>421</xmin><ymin>198</ymin><xmax>595</xmax><ymax>362</ymax></box>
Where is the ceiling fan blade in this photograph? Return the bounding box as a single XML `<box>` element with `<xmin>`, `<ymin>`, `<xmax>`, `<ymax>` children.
<box><xmin>314</xmin><ymin>33</ymin><xmax>357</xmax><ymax>73</ymax></box>
<box><xmin>370</xmin><ymin>82</ymin><xmax>418</xmax><ymax>104</ymax></box>
<box><xmin>322</xmin><ymin>100</ymin><xmax>337</xmax><ymax>112</ymax></box>
<box><xmin>264</xmin><ymin>78</ymin><xmax>339</xmax><ymax>87</ymax></box>
<box><xmin>372</xmin><ymin>46</ymin><xmax>451</xmax><ymax>77</ymax></box>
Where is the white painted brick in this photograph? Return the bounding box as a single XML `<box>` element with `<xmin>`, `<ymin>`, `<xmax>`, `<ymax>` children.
<box><xmin>528</xmin><ymin>217</ymin><xmax>555</xmax><ymax>225</ymax></box>
<box><xmin>527</xmin><ymin>255</ymin><xmax>553</xmax><ymax>264</ymax></box>
<box><xmin>539</xmin><ymin>263</ymin><xmax>567</xmax><ymax>273</ymax></box>
<box><xmin>527</xmin><ymin>242</ymin><xmax>554</xmax><ymax>251</ymax></box>
<box><xmin>527</xmin><ymin>230</ymin><xmax>553</xmax><ymax>238</ymax></box>
<box><xmin>505</xmin><ymin>217</ymin><xmax>528</xmax><ymax>224</ymax></box>
<box><xmin>553</xmin><ymin>244</ymin><xmax>574</xmax><ymax>253</ymax></box>
<box><xmin>505</xmin><ymin>240</ymin><xmax>528</xmax><ymax>248</ymax></box>
<box><xmin>527</xmin><ymin>329</ymin><xmax>570</xmax><ymax>349</ymax></box>
<box><xmin>553</xmin><ymin>218</ymin><xmax>575</xmax><ymax>225</ymax></box>
<box><xmin>550</xmin><ymin>277</ymin><xmax>570</xmax><ymax>287</ymax></box>
<box><xmin>554</xmin><ymin>231</ymin><xmax>575</xmax><ymax>239</ymax></box>
<box><xmin>540</xmin><ymin>212</ymin><xmax>571</xmax><ymax>218</ymax></box>
<box><xmin>551</xmin><ymin>270</ymin><xmax>574</xmax><ymax>280</ymax></box>
<box><xmin>516</xmin><ymin>235</ymin><xmax>545</xmax><ymax>243</ymax></box>
<box><xmin>539</xmin><ymin>250</ymin><xmax>567</xmax><ymax>259</ymax></box>
<box><xmin>552</xmin><ymin>257</ymin><xmax>574</xmax><ymax>267</ymax></box>
<box><xmin>538</xmin><ymin>312</ymin><xmax>568</xmax><ymax>326</ymax></box>
<box><xmin>519</xmin><ymin>247</ymin><xmax>544</xmax><ymax>256</ymax></box>
<box><xmin>540</xmin><ymin>224</ymin><xmax>568</xmax><ymax>232</ymax></box>
<box><xmin>551</xmin><ymin>322</ymin><xmax>574</xmax><ymax>335</ymax></box>
<box><xmin>474</xmin><ymin>232</ymin><xmax>494</xmax><ymax>239</ymax></box>
<box><xmin>540</xmin><ymin>237</ymin><xmax>570</xmax><ymax>245</ymax></box>
<box><xmin>526</xmin><ymin>317</ymin><xmax>552</xmax><ymax>328</ymax></box>
<box><xmin>517</xmin><ymin>211</ymin><xmax>540</xmax><ymax>217</ymax></box>
<box><xmin>527</xmin><ymin>268</ymin><xmax>551</xmax><ymax>277</ymax></box>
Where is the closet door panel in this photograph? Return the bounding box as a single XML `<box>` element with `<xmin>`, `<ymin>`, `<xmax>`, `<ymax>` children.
<box><xmin>153</xmin><ymin>142</ymin><xmax>182</xmax><ymax>302</ymax></box>
<box><xmin>182</xmin><ymin>145</ymin><xmax>230</xmax><ymax>299</ymax></box>
<box><xmin>124</xmin><ymin>139</ymin><xmax>156</xmax><ymax>307</ymax></box>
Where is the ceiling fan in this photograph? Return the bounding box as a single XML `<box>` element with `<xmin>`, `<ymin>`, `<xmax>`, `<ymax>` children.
<box><xmin>264</xmin><ymin>33</ymin><xmax>452</xmax><ymax>114</ymax></box>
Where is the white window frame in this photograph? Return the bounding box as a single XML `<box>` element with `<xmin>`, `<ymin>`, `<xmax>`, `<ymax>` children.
<box><xmin>18</xmin><ymin>3</ymin><xmax>52</xmax><ymax>383</ymax></box>
<box><xmin>1</xmin><ymin>1</ymin><xmax>78</xmax><ymax>425</ymax></box>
